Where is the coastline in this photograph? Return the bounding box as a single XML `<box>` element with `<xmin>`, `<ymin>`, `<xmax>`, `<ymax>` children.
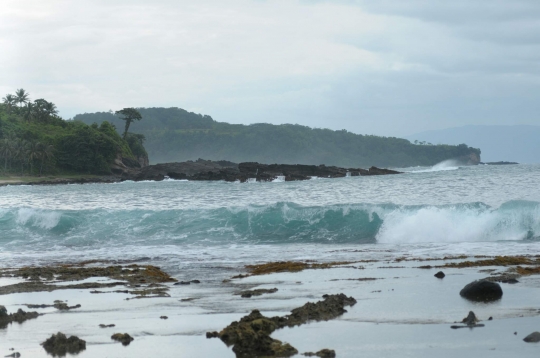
<box><xmin>1</xmin><ymin>253</ymin><xmax>540</xmax><ymax>357</ymax></box>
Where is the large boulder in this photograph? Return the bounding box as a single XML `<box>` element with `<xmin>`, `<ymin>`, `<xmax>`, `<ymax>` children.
<box><xmin>523</xmin><ymin>332</ymin><xmax>540</xmax><ymax>343</ymax></box>
<box><xmin>460</xmin><ymin>280</ymin><xmax>503</xmax><ymax>302</ymax></box>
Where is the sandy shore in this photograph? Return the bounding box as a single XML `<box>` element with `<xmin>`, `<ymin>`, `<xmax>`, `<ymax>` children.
<box><xmin>1</xmin><ymin>255</ymin><xmax>540</xmax><ymax>357</ymax></box>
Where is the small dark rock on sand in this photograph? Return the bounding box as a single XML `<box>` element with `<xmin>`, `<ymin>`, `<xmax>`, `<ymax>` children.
<box><xmin>111</xmin><ymin>333</ymin><xmax>134</xmax><ymax>345</ymax></box>
<box><xmin>434</xmin><ymin>271</ymin><xmax>445</xmax><ymax>279</ymax></box>
<box><xmin>5</xmin><ymin>353</ymin><xmax>21</xmax><ymax>358</ymax></box>
<box><xmin>450</xmin><ymin>311</ymin><xmax>485</xmax><ymax>329</ymax></box>
<box><xmin>42</xmin><ymin>332</ymin><xmax>86</xmax><ymax>356</ymax></box>
<box><xmin>523</xmin><ymin>332</ymin><xmax>540</xmax><ymax>343</ymax></box>
<box><xmin>459</xmin><ymin>280</ymin><xmax>503</xmax><ymax>302</ymax></box>
<box><xmin>303</xmin><ymin>349</ymin><xmax>336</xmax><ymax>357</ymax></box>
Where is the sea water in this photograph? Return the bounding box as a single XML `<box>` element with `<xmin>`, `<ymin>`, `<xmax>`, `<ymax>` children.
<box><xmin>1</xmin><ymin>164</ymin><xmax>540</xmax><ymax>357</ymax></box>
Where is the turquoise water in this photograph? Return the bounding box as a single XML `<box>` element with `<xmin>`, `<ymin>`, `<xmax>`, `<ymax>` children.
<box><xmin>0</xmin><ymin>164</ymin><xmax>539</xmax><ymax>269</ymax></box>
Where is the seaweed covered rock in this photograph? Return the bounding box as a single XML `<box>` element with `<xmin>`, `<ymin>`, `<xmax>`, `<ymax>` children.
<box><xmin>218</xmin><ymin>310</ymin><xmax>297</xmax><ymax>358</ymax></box>
<box><xmin>0</xmin><ymin>306</ymin><xmax>39</xmax><ymax>329</ymax></box>
<box><xmin>210</xmin><ymin>293</ymin><xmax>356</xmax><ymax>358</ymax></box>
<box><xmin>111</xmin><ymin>333</ymin><xmax>134</xmax><ymax>345</ymax></box>
<box><xmin>285</xmin><ymin>293</ymin><xmax>357</xmax><ymax>327</ymax></box>
<box><xmin>42</xmin><ymin>332</ymin><xmax>86</xmax><ymax>356</ymax></box>
<box><xmin>460</xmin><ymin>280</ymin><xmax>503</xmax><ymax>302</ymax></box>
<box><xmin>303</xmin><ymin>349</ymin><xmax>336</xmax><ymax>357</ymax></box>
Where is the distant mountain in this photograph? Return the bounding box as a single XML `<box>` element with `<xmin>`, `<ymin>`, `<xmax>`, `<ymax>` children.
<box><xmin>406</xmin><ymin>125</ymin><xmax>540</xmax><ymax>163</ymax></box>
<box><xmin>74</xmin><ymin>107</ymin><xmax>481</xmax><ymax>168</ymax></box>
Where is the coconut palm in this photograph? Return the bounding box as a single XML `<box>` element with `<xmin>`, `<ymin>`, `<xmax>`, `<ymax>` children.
<box><xmin>26</xmin><ymin>141</ymin><xmax>42</xmax><ymax>174</ymax></box>
<box><xmin>23</xmin><ymin>102</ymin><xmax>35</xmax><ymax>122</ymax></box>
<box><xmin>37</xmin><ymin>142</ymin><xmax>54</xmax><ymax>175</ymax></box>
<box><xmin>2</xmin><ymin>94</ymin><xmax>16</xmax><ymax>113</ymax></box>
<box><xmin>15</xmin><ymin>89</ymin><xmax>30</xmax><ymax>107</ymax></box>
<box><xmin>0</xmin><ymin>139</ymin><xmax>14</xmax><ymax>171</ymax></box>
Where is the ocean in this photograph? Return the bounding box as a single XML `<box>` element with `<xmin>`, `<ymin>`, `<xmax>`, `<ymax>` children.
<box><xmin>1</xmin><ymin>163</ymin><xmax>540</xmax><ymax>357</ymax></box>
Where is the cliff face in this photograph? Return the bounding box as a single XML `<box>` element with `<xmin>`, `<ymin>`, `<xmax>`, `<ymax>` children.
<box><xmin>110</xmin><ymin>152</ymin><xmax>149</xmax><ymax>175</ymax></box>
<box><xmin>456</xmin><ymin>152</ymin><xmax>481</xmax><ymax>165</ymax></box>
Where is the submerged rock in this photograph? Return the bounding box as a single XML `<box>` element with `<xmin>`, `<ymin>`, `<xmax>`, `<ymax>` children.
<box><xmin>303</xmin><ymin>349</ymin><xmax>336</xmax><ymax>357</ymax></box>
<box><xmin>236</xmin><ymin>288</ymin><xmax>278</xmax><ymax>298</ymax></box>
<box><xmin>523</xmin><ymin>332</ymin><xmax>540</xmax><ymax>343</ymax></box>
<box><xmin>434</xmin><ymin>271</ymin><xmax>445</xmax><ymax>279</ymax></box>
<box><xmin>0</xmin><ymin>306</ymin><xmax>39</xmax><ymax>329</ymax></box>
<box><xmin>111</xmin><ymin>333</ymin><xmax>134</xmax><ymax>346</ymax></box>
<box><xmin>41</xmin><ymin>332</ymin><xmax>86</xmax><ymax>356</ymax></box>
<box><xmin>460</xmin><ymin>280</ymin><xmax>503</xmax><ymax>302</ymax></box>
<box><xmin>210</xmin><ymin>293</ymin><xmax>356</xmax><ymax>357</ymax></box>
<box><xmin>99</xmin><ymin>324</ymin><xmax>115</xmax><ymax>328</ymax></box>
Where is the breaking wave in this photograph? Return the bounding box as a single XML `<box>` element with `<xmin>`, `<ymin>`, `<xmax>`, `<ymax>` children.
<box><xmin>0</xmin><ymin>200</ymin><xmax>538</xmax><ymax>250</ymax></box>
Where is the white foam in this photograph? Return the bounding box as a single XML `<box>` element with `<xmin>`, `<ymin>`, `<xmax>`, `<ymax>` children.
<box><xmin>15</xmin><ymin>208</ymin><xmax>62</xmax><ymax>230</ymax></box>
<box><xmin>272</xmin><ymin>176</ymin><xmax>286</xmax><ymax>183</ymax></box>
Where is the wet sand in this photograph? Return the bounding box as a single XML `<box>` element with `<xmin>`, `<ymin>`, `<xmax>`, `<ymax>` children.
<box><xmin>1</xmin><ymin>255</ymin><xmax>540</xmax><ymax>357</ymax></box>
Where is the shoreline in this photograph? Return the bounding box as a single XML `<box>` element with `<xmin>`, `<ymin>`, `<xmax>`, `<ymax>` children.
<box><xmin>2</xmin><ymin>254</ymin><xmax>540</xmax><ymax>357</ymax></box>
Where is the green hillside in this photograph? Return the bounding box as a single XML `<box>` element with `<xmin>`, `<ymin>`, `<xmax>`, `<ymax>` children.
<box><xmin>74</xmin><ymin>107</ymin><xmax>481</xmax><ymax>168</ymax></box>
<box><xmin>0</xmin><ymin>89</ymin><xmax>146</xmax><ymax>176</ymax></box>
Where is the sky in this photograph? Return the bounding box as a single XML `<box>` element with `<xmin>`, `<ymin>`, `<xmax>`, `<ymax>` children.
<box><xmin>1</xmin><ymin>0</ymin><xmax>539</xmax><ymax>137</ymax></box>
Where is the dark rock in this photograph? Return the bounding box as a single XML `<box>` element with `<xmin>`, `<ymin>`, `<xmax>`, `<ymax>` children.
<box><xmin>41</xmin><ymin>332</ymin><xmax>86</xmax><ymax>356</ymax></box>
<box><xmin>190</xmin><ymin>280</ymin><xmax>201</xmax><ymax>284</ymax></box>
<box><xmin>111</xmin><ymin>333</ymin><xmax>134</xmax><ymax>346</ymax></box>
<box><xmin>236</xmin><ymin>288</ymin><xmax>278</xmax><ymax>298</ymax></box>
<box><xmin>434</xmin><ymin>271</ymin><xmax>445</xmax><ymax>279</ymax></box>
<box><xmin>459</xmin><ymin>280</ymin><xmax>503</xmax><ymax>302</ymax></box>
<box><xmin>0</xmin><ymin>307</ymin><xmax>39</xmax><ymax>329</ymax></box>
<box><xmin>206</xmin><ymin>331</ymin><xmax>219</xmax><ymax>338</ymax></box>
<box><xmin>53</xmin><ymin>302</ymin><xmax>81</xmax><ymax>310</ymax></box>
<box><xmin>303</xmin><ymin>349</ymin><xmax>336</xmax><ymax>357</ymax></box>
<box><xmin>523</xmin><ymin>332</ymin><xmax>540</xmax><ymax>343</ymax></box>
<box><xmin>99</xmin><ymin>324</ymin><xmax>115</xmax><ymax>328</ymax></box>
<box><xmin>215</xmin><ymin>293</ymin><xmax>355</xmax><ymax>357</ymax></box>
<box><xmin>462</xmin><ymin>311</ymin><xmax>478</xmax><ymax>326</ymax></box>
<box><xmin>121</xmin><ymin>159</ymin><xmax>401</xmax><ymax>183</ymax></box>
<box><xmin>488</xmin><ymin>317</ymin><xmax>493</xmax><ymax>320</ymax></box>
<box><xmin>4</xmin><ymin>353</ymin><xmax>21</xmax><ymax>358</ymax></box>
<box><xmin>160</xmin><ymin>316</ymin><xmax>168</xmax><ymax>319</ymax></box>
<box><xmin>174</xmin><ymin>281</ymin><xmax>191</xmax><ymax>285</ymax></box>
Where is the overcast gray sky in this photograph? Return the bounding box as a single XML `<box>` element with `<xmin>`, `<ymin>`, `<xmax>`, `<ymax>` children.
<box><xmin>1</xmin><ymin>0</ymin><xmax>539</xmax><ymax>136</ymax></box>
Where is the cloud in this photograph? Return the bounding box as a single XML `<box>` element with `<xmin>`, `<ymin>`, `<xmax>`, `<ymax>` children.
<box><xmin>1</xmin><ymin>0</ymin><xmax>539</xmax><ymax>136</ymax></box>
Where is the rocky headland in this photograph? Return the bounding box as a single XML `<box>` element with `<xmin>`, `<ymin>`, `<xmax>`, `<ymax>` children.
<box><xmin>121</xmin><ymin>159</ymin><xmax>402</xmax><ymax>182</ymax></box>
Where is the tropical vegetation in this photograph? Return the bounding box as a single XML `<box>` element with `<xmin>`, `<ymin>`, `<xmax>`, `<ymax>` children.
<box><xmin>74</xmin><ymin>107</ymin><xmax>481</xmax><ymax>168</ymax></box>
<box><xmin>0</xmin><ymin>89</ymin><xmax>146</xmax><ymax>176</ymax></box>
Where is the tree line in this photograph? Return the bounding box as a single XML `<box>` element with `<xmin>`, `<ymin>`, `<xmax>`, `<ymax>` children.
<box><xmin>75</xmin><ymin>107</ymin><xmax>481</xmax><ymax>168</ymax></box>
<box><xmin>1</xmin><ymin>89</ymin><xmax>147</xmax><ymax>176</ymax></box>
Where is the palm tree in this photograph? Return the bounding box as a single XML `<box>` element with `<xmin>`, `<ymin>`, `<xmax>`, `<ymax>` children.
<box><xmin>2</xmin><ymin>94</ymin><xmax>16</xmax><ymax>113</ymax></box>
<box><xmin>37</xmin><ymin>142</ymin><xmax>54</xmax><ymax>175</ymax></box>
<box><xmin>0</xmin><ymin>139</ymin><xmax>13</xmax><ymax>171</ymax></box>
<box><xmin>44</xmin><ymin>101</ymin><xmax>58</xmax><ymax>116</ymax></box>
<box><xmin>15</xmin><ymin>89</ymin><xmax>30</xmax><ymax>108</ymax></box>
<box><xmin>23</xmin><ymin>102</ymin><xmax>35</xmax><ymax>122</ymax></box>
<box><xmin>26</xmin><ymin>141</ymin><xmax>42</xmax><ymax>174</ymax></box>
<box><xmin>13</xmin><ymin>139</ymin><xmax>28</xmax><ymax>175</ymax></box>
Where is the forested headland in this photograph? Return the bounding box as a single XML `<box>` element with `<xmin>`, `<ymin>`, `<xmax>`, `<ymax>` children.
<box><xmin>0</xmin><ymin>89</ymin><xmax>147</xmax><ymax>176</ymax></box>
<box><xmin>75</xmin><ymin>107</ymin><xmax>481</xmax><ymax>168</ymax></box>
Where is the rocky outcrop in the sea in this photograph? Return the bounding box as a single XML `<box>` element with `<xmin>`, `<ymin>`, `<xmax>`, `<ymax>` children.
<box><xmin>41</xmin><ymin>332</ymin><xmax>86</xmax><ymax>356</ymax></box>
<box><xmin>123</xmin><ymin>158</ymin><xmax>401</xmax><ymax>182</ymax></box>
<box><xmin>111</xmin><ymin>333</ymin><xmax>134</xmax><ymax>345</ymax></box>
<box><xmin>0</xmin><ymin>305</ymin><xmax>39</xmax><ymax>329</ymax></box>
<box><xmin>207</xmin><ymin>293</ymin><xmax>356</xmax><ymax>357</ymax></box>
<box><xmin>460</xmin><ymin>280</ymin><xmax>503</xmax><ymax>302</ymax></box>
